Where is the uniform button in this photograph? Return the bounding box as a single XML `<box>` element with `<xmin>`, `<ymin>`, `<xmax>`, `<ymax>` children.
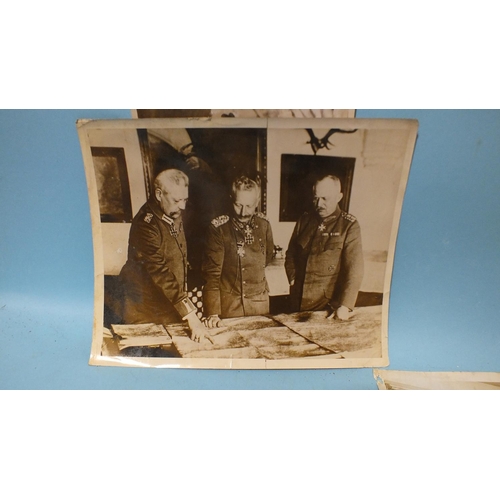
<box><xmin>242</xmin><ymin>268</ymin><xmax>246</xmax><ymax>271</ymax></box>
<box><xmin>243</xmin><ymin>281</ymin><xmax>246</xmax><ymax>284</ymax></box>
<box><xmin>243</xmin><ymin>294</ymin><xmax>247</xmax><ymax>298</ymax></box>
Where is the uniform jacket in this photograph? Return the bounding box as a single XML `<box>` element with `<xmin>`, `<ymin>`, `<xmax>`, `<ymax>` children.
<box><xmin>119</xmin><ymin>198</ymin><xmax>193</xmax><ymax>325</ymax></box>
<box><xmin>202</xmin><ymin>213</ymin><xmax>274</xmax><ymax>318</ymax></box>
<box><xmin>285</xmin><ymin>206</ymin><xmax>364</xmax><ymax>312</ymax></box>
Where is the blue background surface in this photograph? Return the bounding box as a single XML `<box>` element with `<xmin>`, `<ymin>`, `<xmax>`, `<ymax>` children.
<box><xmin>1</xmin><ymin>109</ymin><xmax>499</xmax><ymax>389</ymax></box>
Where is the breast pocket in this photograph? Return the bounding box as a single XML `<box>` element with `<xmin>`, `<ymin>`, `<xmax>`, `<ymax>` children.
<box><xmin>313</xmin><ymin>249</ymin><xmax>342</xmax><ymax>276</ymax></box>
<box><xmin>324</xmin><ymin>236</ymin><xmax>344</xmax><ymax>252</ymax></box>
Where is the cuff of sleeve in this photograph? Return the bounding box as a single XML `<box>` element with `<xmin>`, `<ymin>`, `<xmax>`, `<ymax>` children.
<box><xmin>174</xmin><ymin>296</ymin><xmax>197</xmax><ymax>320</ymax></box>
<box><xmin>203</xmin><ymin>290</ymin><xmax>221</xmax><ymax>317</ymax></box>
<box><xmin>340</xmin><ymin>305</ymin><xmax>353</xmax><ymax>312</ymax></box>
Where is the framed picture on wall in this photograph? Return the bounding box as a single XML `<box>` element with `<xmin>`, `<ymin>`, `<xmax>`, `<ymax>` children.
<box><xmin>77</xmin><ymin>117</ymin><xmax>418</xmax><ymax>369</ymax></box>
<box><xmin>91</xmin><ymin>146</ymin><xmax>133</xmax><ymax>223</ymax></box>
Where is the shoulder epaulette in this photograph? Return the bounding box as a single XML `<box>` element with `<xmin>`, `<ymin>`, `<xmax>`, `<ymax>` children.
<box><xmin>341</xmin><ymin>211</ymin><xmax>357</xmax><ymax>222</ymax></box>
<box><xmin>211</xmin><ymin>215</ymin><xmax>230</xmax><ymax>227</ymax></box>
<box><xmin>144</xmin><ymin>213</ymin><xmax>153</xmax><ymax>224</ymax></box>
<box><xmin>255</xmin><ymin>212</ymin><xmax>269</xmax><ymax>221</ymax></box>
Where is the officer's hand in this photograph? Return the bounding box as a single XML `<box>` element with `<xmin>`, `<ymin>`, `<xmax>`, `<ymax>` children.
<box><xmin>186</xmin><ymin>313</ymin><xmax>213</xmax><ymax>343</ymax></box>
<box><xmin>204</xmin><ymin>315</ymin><xmax>224</xmax><ymax>329</ymax></box>
<box><xmin>326</xmin><ymin>305</ymin><xmax>353</xmax><ymax>321</ymax></box>
<box><xmin>335</xmin><ymin>305</ymin><xmax>352</xmax><ymax>321</ymax></box>
<box><xmin>190</xmin><ymin>325</ymin><xmax>213</xmax><ymax>343</ymax></box>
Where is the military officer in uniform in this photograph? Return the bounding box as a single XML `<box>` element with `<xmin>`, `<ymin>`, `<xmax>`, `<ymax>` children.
<box><xmin>285</xmin><ymin>174</ymin><xmax>364</xmax><ymax>320</ymax></box>
<box><xmin>119</xmin><ymin>169</ymin><xmax>209</xmax><ymax>342</ymax></box>
<box><xmin>202</xmin><ymin>174</ymin><xmax>274</xmax><ymax>327</ymax></box>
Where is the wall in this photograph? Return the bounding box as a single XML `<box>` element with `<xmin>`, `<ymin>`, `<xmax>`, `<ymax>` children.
<box><xmin>87</xmin><ymin>127</ymin><xmax>146</xmax><ymax>275</ymax></box>
<box><xmin>267</xmin><ymin>125</ymin><xmax>413</xmax><ymax>292</ymax></box>
<box><xmin>1</xmin><ymin>109</ymin><xmax>499</xmax><ymax>389</ymax></box>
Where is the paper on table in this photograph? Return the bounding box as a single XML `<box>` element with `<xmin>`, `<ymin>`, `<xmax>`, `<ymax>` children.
<box><xmin>273</xmin><ymin>306</ymin><xmax>383</xmax><ymax>356</ymax></box>
<box><xmin>111</xmin><ymin>323</ymin><xmax>172</xmax><ymax>350</ymax></box>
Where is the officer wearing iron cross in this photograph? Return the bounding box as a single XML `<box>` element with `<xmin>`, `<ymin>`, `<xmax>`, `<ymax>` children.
<box><xmin>119</xmin><ymin>169</ymin><xmax>209</xmax><ymax>342</ymax></box>
<box><xmin>285</xmin><ymin>174</ymin><xmax>364</xmax><ymax>320</ymax></box>
<box><xmin>202</xmin><ymin>173</ymin><xmax>274</xmax><ymax>327</ymax></box>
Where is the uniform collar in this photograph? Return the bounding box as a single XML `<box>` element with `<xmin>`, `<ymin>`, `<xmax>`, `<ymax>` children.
<box><xmin>162</xmin><ymin>213</ymin><xmax>175</xmax><ymax>225</ymax></box>
<box><xmin>232</xmin><ymin>214</ymin><xmax>256</xmax><ymax>231</ymax></box>
<box><xmin>147</xmin><ymin>198</ymin><xmax>179</xmax><ymax>226</ymax></box>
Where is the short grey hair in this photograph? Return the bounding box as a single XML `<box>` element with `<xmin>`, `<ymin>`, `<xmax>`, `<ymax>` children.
<box><xmin>314</xmin><ymin>174</ymin><xmax>341</xmax><ymax>191</ymax></box>
<box><xmin>154</xmin><ymin>169</ymin><xmax>189</xmax><ymax>193</ymax></box>
<box><xmin>231</xmin><ymin>175</ymin><xmax>261</xmax><ymax>197</ymax></box>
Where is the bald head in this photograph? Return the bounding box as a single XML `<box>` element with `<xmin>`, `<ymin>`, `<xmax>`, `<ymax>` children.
<box><xmin>154</xmin><ymin>169</ymin><xmax>189</xmax><ymax>219</ymax></box>
<box><xmin>313</xmin><ymin>175</ymin><xmax>343</xmax><ymax>219</ymax></box>
<box><xmin>154</xmin><ymin>169</ymin><xmax>189</xmax><ymax>191</ymax></box>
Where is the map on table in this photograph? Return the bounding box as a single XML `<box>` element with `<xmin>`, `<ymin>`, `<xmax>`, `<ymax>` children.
<box><xmin>165</xmin><ymin>307</ymin><xmax>382</xmax><ymax>360</ymax></box>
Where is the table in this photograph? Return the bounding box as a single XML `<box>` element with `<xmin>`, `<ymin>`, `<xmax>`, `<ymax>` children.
<box><xmin>103</xmin><ymin>306</ymin><xmax>382</xmax><ymax>361</ymax></box>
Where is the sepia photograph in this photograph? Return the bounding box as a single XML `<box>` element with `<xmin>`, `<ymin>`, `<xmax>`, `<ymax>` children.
<box><xmin>77</xmin><ymin>117</ymin><xmax>418</xmax><ymax>368</ymax></box>
<box><xmin>132</xmin><ymin>109</ymin><xmax>356</xmax><ymax>119</ymax></box>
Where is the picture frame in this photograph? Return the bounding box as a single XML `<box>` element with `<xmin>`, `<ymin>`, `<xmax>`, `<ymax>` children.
<box><xmin>91</xmin><ymin>146</ymin><xmax>133</xmax><ymax>223</ymax></box>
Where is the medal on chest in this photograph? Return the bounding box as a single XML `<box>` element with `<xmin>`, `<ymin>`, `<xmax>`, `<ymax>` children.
<box><xmin>233</xmin><ymin>217</ymin><xmax>255</xmax><ymax>255</ymax></box>
<box><xmin>163</xmin><ymin>214</ymin><xmax>182</xmax><ymax>238</ymax></box>
<box><xmin>244</xmin><ymin>225</ymin><xmax>254</xmax><ymax>245</ymax></box>
<box><xmin>237</xmin><ymin>240</ymin><xmax>246</xmax><ymax>258</ymax></box>
<box><xmin>169</xmin><ymin>224</ymin><xmax>180</xmax><ymax>238</ymax></box>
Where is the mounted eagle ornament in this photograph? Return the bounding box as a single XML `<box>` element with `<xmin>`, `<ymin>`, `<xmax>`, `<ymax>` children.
<box><xmin>305</xmin><ymin>128</ymin><xmax>358</xmax><ymax>155</ymax></box>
